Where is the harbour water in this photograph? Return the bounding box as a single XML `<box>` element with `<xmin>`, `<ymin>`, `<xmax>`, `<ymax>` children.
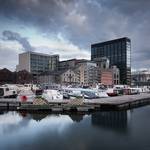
<box><xmin>0</xmin><ymin>106</ymin><xmax>150</xmax><ymax>150</ymax></box>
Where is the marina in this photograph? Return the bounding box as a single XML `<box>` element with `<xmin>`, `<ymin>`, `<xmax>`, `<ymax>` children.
<box><xmin>0</xmin><ymin>93</ymin><xmax>150</xmax><ymax>112</ymax></box>
<box><xmin>1</xmin><ymin>1</ymin><xmax>150</xmax><ymax>149</ymax></box>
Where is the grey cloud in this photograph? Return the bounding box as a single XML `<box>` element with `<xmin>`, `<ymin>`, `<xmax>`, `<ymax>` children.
<box><xmin>101</xmin><ymin>0</ymin><xmax>150</xmax><ymax>16</ymax></box>
<box><xmin>0</xmin><ymin>48</ymin><xmax>18</xmax><ymax>70</ymax></box>
<box><xmin>0</xmin><ymin>0</ymin><xmax>74</xmax><ymax>34</ymax></box>
<box><xmin>0</xmin><ymin>0</ymin><xmax>150</xmax><ymax>69</ymax></box>
<box><xmin>2</xmin><ymin>30</ymin><xmax>34</xmax><ymax>51</ymax></box>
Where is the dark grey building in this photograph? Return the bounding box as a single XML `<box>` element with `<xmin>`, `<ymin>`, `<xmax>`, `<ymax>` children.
<box><xmin>58</xmin><ymin>59</ymin><xmax>88</xmax><ymax>70</ymax></box>
<box><xmin>91</xmin><ymin>37</ymin><xmax>131</xmax><ymax>85</ymax></box>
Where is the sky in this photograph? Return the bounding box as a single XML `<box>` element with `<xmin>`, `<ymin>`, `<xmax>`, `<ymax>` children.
<box><xmin>0</xmin><ymin>0</ymin><xmax>150</xmax><ymax>71</ymax></box>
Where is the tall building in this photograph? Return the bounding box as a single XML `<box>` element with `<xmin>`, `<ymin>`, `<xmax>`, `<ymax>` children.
<box><xmin>17</xmin><ymin>51</ymin><xmax>59</xmax><ymax>76</ymax></box>
<box><xmin>91</xmin><ymin>37</ymin><xmax>131</xmax><ymax>85</ymax></box>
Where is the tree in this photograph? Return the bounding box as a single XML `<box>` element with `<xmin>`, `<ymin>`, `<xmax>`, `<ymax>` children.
<box><xmin>16</xmin><ymin>70</ymin><xmax>33</xmax><ymax>84</ymax></box>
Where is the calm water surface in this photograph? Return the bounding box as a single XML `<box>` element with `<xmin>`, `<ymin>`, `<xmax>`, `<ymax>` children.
<box><xmin>0</xmin><ymin>106</ymin><xmax>150</xmax><ymax>150</ymax></box>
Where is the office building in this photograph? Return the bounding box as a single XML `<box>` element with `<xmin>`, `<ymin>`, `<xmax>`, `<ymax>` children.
<box><xmin>17</xmin><ymin>51</ymin><xmax>59</xmax><ymax>76</ymax></box>
<box><xmin>91</xmin><ymin>37</ymin><xmax>131</xmax><ymax>85</ymax></box>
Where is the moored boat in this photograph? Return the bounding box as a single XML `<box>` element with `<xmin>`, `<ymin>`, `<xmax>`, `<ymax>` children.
<box><xmin>0</xmin><ymin>85</ymin><xmax>17</xmax><ymax>98</ymax></box>
<box><xmin>42</xmin><ymin>89</ymin><xmax>63</xmax><ymax>101</ymax></box>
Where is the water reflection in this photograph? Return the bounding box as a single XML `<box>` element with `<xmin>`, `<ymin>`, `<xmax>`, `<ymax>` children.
<box><xmin>91</xmin><ymin>111</ymin><xmax>130</xmax><ymax>132</ymax></box>
<box><xmin>0</xmin><ymin>111</ymin><xmax>74</xmax><ymax>150</ymax></box>
<box><xmin>0</xmin><ymin>111</ymin><xmax>31</xmax><ymax>135</ymax></box>
<box><xmin>68</xmin><ymin>113</ymin><xmax>85</xmax><ymax>122</ymax></box>
<box><xmin>0</xmin><ymin>107</ymin><xmax>150</xmax><ymax>150</ymax></box>
<box><xmin>25</xmin><ymin>112</ymin><xmax>53</xmax><ymax>121</ymax></box>
<box><xmin>18</xmin><ymin>111</ymin><xmax>85</xmax><ymax>122</ymax></box>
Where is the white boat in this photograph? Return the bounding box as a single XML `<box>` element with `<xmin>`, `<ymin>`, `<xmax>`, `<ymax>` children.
<box><xmin>0</xmin><ymin>85</ymin><xmax>17</xmax><ymax>98</ymax></box>
<box><xmin>62</xmin><ymin>87</ymin><xmax>108</xmax><ymax>99</ymax></box>
<box><xmin>130</xmin><ymin>88</ymin><xmax>140</xmax><ymax>94</ymax></box>
<box><xmin>94</xmin><ymin>89</ymin><xmax>109</xmax><ymax>98</ymax></box>
<box><xmin>17</xmin><ymin>89</ymin><xmax>35</xmax><ymax>102</ymax></box>
<box><xmin>42</xmin><ymin>89</ymin><xmax>63</xmax><ymax>101</ymax></box>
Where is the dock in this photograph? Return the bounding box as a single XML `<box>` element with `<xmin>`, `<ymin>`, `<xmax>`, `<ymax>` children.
<box><xmin>85</xmin><ymin>93</ymin><xmax>150</xmax><ymax>110</ymax></box>
<box><xmin>0</xmin><ymin>93</ymin><xmax>150</xmax><ymax>112</ymax></box>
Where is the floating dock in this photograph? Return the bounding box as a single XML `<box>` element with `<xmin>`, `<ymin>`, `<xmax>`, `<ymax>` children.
<box><xmin>85</xmin><ymin>93</ymin><xmax>150</xmax><ymax>110</ymax></box>
<box><xmin>0</xmin><ymin>93</ymin><xmax>150</xmax><ymax>112</ymax></box>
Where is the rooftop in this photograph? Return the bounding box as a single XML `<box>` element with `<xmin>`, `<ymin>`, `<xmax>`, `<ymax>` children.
<box><xmin>91</xmin><ymin>37</ymin><xmax>131</xmax><ymax>47</ymax></box>
<box><xmin>20</xmin><ymin>51</ymin><xmax>59</xmax><ymax>57</ymax></box>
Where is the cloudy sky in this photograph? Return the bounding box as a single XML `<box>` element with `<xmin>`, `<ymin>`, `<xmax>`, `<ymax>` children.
<box><xmin>0</xmin><ymin>0</ymin><xmax>150</xmax><ymax>71</ymax></box>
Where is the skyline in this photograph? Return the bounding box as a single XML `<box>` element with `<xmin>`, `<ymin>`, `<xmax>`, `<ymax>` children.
<box><xmin>0</xmin><ymin>0</ymin><xmax>150</xmax><ymax>70</ymax></box>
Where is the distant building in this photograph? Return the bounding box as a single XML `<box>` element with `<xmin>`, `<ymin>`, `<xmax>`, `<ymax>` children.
<box><xmin>131</xmin><ymin>70</ymin><xmax>150</xmax><ymax>86</ymax></box>
<box><xmin>38</xmin><ymin>69</ymin><xmax>78</xmax><ymax>85</ymax></box>
<box><xmin>59</xmin><ymin>69</ymin><xmax>78</xmax><ymax>84</ymax></box>
<box><xmin>93</xmin><ymin>57</ymin><xmax>110</xmax><ymax>69</ymax></box>
<box><xmin>38</xmin><ymin>71</ymin><xmax>58</xmax><ymax>85</ymax></box>
<box><xmin>39</xmin><ymin>61</ymin><xmax>100</xmax><ymax>86</ymax></box>
<box><xmin>91</xmin><ymin>37</ymin><xmax>131</xmax><ymax>85</ymax></box>
<box><xmin>58</xmin><ymin>59</ymin><xmax>87</xmax><ymax>70</ymax></box>
<box><xmin>76</xmin><ymin>61</ymin><xmax>99</xmax><ymax>85</ymax></box>
<box><xmin>100</xmin><ymin>69</ymin><xmax>113</xmax><ymax>86</ymax></box>
<box><xmin>58</xmin><ymin>59</ymin><xmax>77</xmax><ymax>70</ymax></box>
<box><xmin>112</xmin><ymin>66</ymin><xmax>120</xmax><ymax>85</ymax></box>
<box><xmin>100</xmin><ymin>66</ymin><xmax>120</xmax><ymax>86</ymax></box>
<box><xmin>16</xmin><ymin>51</ymin><xmax>59</xmax><ymax>76</ymax></box>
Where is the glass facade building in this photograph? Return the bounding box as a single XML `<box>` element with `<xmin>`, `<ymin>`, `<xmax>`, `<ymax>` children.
<box><xmin>30</xmin><ymin>52</ymin><xmax>59</xmax><ymax>75</ymax></box>
<box><xmin>17</xmin><ymin>52</ymin><xmax>59</xmax><ymax>76</ymax></box>
<box><xmin>91</xmin><ymin>37</ymin><xmax>131</xmax><ymax>85</ymax></box>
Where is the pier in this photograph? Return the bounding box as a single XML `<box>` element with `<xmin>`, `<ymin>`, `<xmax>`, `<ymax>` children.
<box><xmin>0</xmin><ymin>93</ymin><xmax>150</xmax><ymax>112</ymax></box>
<box><xmin>85</xmin><ymin>93</ymin><xmax>150</xmax><ymax>110</ymax></box>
